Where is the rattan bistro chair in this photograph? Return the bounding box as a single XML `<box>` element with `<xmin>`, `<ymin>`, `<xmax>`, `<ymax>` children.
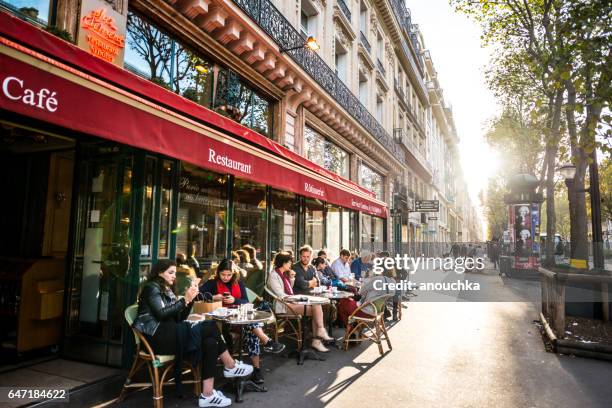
<box><xmin>117</xmin><ymin>304</ymin><xmax>201</xmax><ymax>408</ymax></box>
<box><xmin>264</xmin><ymin>287</ymin><xmax>303</xmax><ymax>350</ymax></box>
<box><xmin>342</xmin><ymin>295</ymin><xmax>393</xmax><ymax>356</ymax></box>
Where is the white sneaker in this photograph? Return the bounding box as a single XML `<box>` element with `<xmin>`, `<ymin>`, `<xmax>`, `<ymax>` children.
<box><xmin>223</xmin><ymin>360</ymin><xmax>254</xmax><ymax>378</ymax></box>
<box><xmin>199</xmin><ymin>390</ymin><xmax>231</xmax><ymax>407</ymax></box>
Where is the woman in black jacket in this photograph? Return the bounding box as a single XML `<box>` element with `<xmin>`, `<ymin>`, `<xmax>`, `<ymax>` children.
<box><xmin>133</xmin><ymin>259</ymin><xmax>253</xmax><ymax>407</ymax></box>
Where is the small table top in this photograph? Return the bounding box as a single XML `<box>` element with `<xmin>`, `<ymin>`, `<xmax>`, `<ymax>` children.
<box><xmin>210</xmin><ymin>310</ymin><xmax>275</xmax><ymax>325</ymax></box>
<box><xmin>310</xmin><ymin>290</ymin><xmax>354</xmax><ymax>300</ymax></box>
<box><xmin>285</xmin><ymin>295</ymin><xmax>331</xmax><ymax>305</ymax></box>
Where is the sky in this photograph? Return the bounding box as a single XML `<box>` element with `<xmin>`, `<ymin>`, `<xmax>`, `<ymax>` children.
<box><xmin>409</xmin><ymin>0</ymin><xmax>500</xmax><ymax>233</ymax></box>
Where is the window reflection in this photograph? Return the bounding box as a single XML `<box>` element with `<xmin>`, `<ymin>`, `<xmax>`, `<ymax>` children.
<box><xmin>326</xmin><ymin>206</ymin><xmax>341</xmax><ymax>259</ymax></box>
<box><xmin>2</xmin><ymin>0</ymin><xmax>51</xmax><ymax>24</ymax></box>
<box><xmin>140</xmin><ymin>157</ymin><xmax>156</xmax><ymax>258</ymax></box>
<box><xmin>303</xmin><ymin>126</ymin><xmax>349</xmax><ymax>178</ymax></box>
<box><xmin>361</xmin><ymin>214</ymin><xmax>384</xmax><ymax>244</ymax></box>
<box><xmin>305</xmin><ymin>198</ymin><xmax>324</xmax><ymax>250</ymax></box>
<box><xmin>125</xmin><ymin>12</ymin><xmax>272</xmax><ymax>137</ymax></box>
<box><xmin>271</xmin><ymin>190</ymin><xmax>298</xmax><ymax>255</ymax></box>
<box><xmin>232</xmin><ymin>179</ymin><xmax>267</xmax><ymax>254</ymax></box>
<box><xmin>176</xmin><ymin>164</ymin><xmax>228</xmax><ymax>271</ymax></box>
<box><xmin>359</xmin><ymin>163</ymin><xmax>384</xmax><ymax>199</ymax></box>
<box><xmin>158</xmin><ymin>161</ymin><xmax>173</xmax><ymax>258</ymax></box>
<box><xmin>233</xmin><ymin>179</ymin><xmax>267</xmax><ymax>294</ymax></box>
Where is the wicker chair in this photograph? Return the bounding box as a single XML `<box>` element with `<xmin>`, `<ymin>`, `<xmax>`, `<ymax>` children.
<box><xmin>342</xmin><ymin>295</ymin><xmax>393</xmax><ymax>355</ymax></box>
<box><xmin>117</xmin><ymin>304</ymin><xmax>201</xmax><ymax>408</ymax></box>
<box><xmin>264</xmin><ymin>287</ymin><xmax>303</xmax><ymax>350</ymax></box>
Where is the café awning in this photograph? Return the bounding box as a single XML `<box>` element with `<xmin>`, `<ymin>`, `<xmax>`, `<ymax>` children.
<box><xmin>0</xmin><ymin>12</ymin><xmax>387</xmax><ymax>217</ymax></box>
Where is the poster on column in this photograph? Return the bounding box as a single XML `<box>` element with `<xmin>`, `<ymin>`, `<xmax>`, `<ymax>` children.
<box><xmin>513</xmin><ymin>204</ymin><xmax>532</xmax><ymax>269</ymax></box>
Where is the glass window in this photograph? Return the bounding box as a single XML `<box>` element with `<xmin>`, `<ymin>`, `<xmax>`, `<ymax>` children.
<box><xmin>342</xmin><ymin>209</ymin><xmax>351</xmax><ymax>251</ymax></box>
<box><xmin>125</xmin><ymin>12</ymin><xmax>273</xmax><ymax>137</ymax></box>
<box><xmin>176</xmin><ymin>164</ymin><xmax>228</xmax><ymax>268</ymax></box>
<box><xmin>361</xmin><ymin>214</ymin><xmax>384</xmax><ymax>244</ymax></box>
<box><xmin>359</xmin><ymin>163</ymin><xmax>384</xmax><ymax>199</ymax></box>
<box><xmin>326</xmin><ymin>205</ymin><xmax>341</xmax><ymax>259</ymax></box>
<box><xmin>271</xmin><ymin>190</ymin><xmax>298</xmax><ymax>256</ymax></box>
<box><xmin>305</xmin><ymin>198</ymin><xmax>324</xmax><ymax>250</ymax></box>
<box><xmin>214</xmin><ymin>69</ymin><xmax>273</xmax><ymax>137</ymax></box>
<box><xmin>158</xmin><ymin>160</ymin><xmax>173</xmax><ymax>258</ymax></box>
<box><xmin>125</xmin><ymin>12</ymin><xmax>214</xmax><ymax>105</ymax></box>
<box><xmin>361</xmin><ymin>213</ymin><xmax>372</xmax><ymax>244</ymax></box>
<box><xmin>232</xmin><ymin>179</ymin><xmax>267</xmax><ymax>262</ymax></box>
<box><xmin>141</xmin><ymin>157</ymin><xmax>156</xmax><ymax>258</ymax></box>
<box><xmin>304</xmin><ymin>127</ymin><xmax>349</xmax><ymax>178</ymax></box>
<box><xmin>2</xmin><ymin>0</ymin><xmax>51</xmax><ymax>25</ymax></box>
<box><xmin>372</xmin><ymin>216</ymin><xmax>384</xmax><ymax>244</ymax></box>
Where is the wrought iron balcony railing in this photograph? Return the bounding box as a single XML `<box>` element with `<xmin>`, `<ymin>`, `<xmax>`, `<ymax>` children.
<box><xmin>376</xmin><ymin>59</ymin><xmax>386</xmax><ymax>77</ymax></box>
<box><xmin>232</xmin><ymin>0</ymin><xmax>403</xmax><ymax>162</ymax></box>
<box><xmin>360</xmin><ymin>31</ymin><xmax>372</xmax><ymax>54</ymax></box>
<box><xmin>337</xmin><ymin>0</ymin><xmax>351</xmax><ymax>22</ymax></box>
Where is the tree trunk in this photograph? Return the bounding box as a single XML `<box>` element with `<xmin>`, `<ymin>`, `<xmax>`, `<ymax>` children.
<box><xmin>543</xmin><ymin>90</ymin><xmax>563</xmax><ymax>267</ymax></box>
<box><xmin>565</xmin><ymin>81</ymin><xmax>590</xmax><ymax>265</ymax></box>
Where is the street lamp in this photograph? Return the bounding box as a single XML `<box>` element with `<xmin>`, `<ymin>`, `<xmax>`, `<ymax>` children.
<box><xmin>558</xmin><ymin>163</ymin><xmax>577</xmax><ymax>181</ymax></box>
<box><xmin>280</xmin><ymin>36</ymin><xmax>320</xmax><ymax>53</ymax></box>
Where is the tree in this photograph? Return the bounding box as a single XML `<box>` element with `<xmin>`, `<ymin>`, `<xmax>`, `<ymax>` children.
<box><xmin>453</xmin><ymin>0</ymin><xmax>572</xmax><ymax>266</ymax></box>
<box><xmin>454</xmin><ymin>0</ymin><xmax>611</xmax><ymax>267</ymax></box>
<box><xmin>483</xmin><ymin>176</ymin><xmax>508</xmax><ymax>240</ymax></box>
<box><xmin>600</xmin><ymin>158</ymin><xmax>612</xmax><ymax>222</ymax></box>
<box><xmin>561</xmin><ymin>1</ymin><xmax>612</xmax><ymax>264</ymax></box>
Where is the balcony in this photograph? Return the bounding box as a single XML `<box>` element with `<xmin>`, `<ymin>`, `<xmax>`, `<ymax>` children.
<box><xmin>232</xmin><ymin>0</ymin><xmax>403</xmax><ymax>163</ymax></box>
<box><xmin>360</xmin><ymin>31</ymin><xmax>372</xmax><ymax>54</ymax></box>
<box><xmin>337</xmin><ymin>0</ymin><xmax>351</xmax><ymax>22</ymax></box>
<box><xmin>403</xmin><ymin>135</ymin><xmax>432</xmax><ymax>175</ymax></box>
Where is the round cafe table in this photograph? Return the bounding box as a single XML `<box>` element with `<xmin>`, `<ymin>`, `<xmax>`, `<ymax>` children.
<box><xmin>285</xmin><ymin>295</ymin><xmax>330</xmax><ymax>365</ymax></box>
<box><xmin>310</xmin><ymin>290</ymin><xmax>354</xmax><ymax>336</ymax></box>
<box><xmin>208</xmin><ymin>309</ymin><xmax>275</xmax><ymax>402</ymax></box>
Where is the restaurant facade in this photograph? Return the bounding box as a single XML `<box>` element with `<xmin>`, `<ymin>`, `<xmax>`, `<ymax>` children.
<box><xmin>0</xmin><ymin>0</ymin><xmax>395</xmax><ymax>369</ymax></box>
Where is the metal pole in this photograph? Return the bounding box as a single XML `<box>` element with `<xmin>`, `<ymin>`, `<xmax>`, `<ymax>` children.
<box><xmin>589</xmin><ymin>150</ymin><xmax>604</xmax><ymax>270</ymax></box>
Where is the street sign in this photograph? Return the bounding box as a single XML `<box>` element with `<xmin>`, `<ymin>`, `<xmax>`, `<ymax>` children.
<box><xmin>428</xmin><ymin>216</ymin><xmax>438</xmax><ymax>220</ymax></box>
<box><xmin>415</xmin><ymin>200</ymin><xmax>439</xmax><ymax>212</ymax></box>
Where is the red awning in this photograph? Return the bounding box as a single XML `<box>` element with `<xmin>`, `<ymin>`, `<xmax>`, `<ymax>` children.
<box><xmin>0</xmin><ymin>13</ymin><xmax>387</xmax><ymax>217</ymax></box>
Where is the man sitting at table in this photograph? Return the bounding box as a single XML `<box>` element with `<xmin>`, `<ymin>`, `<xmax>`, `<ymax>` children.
<box><xmin>331</xmin><ymin>249</ymin><xmax>352</xmax><ymax>283</ymax></box>
<box><xmin>292</xmin><ymin>245</ymin><xmax>319</xmax><ymax>294</ymax></box>
<box><xmin>200</xmin><ymin>259</ymin><xmax>284</xmax><ymax>385</ymax></box>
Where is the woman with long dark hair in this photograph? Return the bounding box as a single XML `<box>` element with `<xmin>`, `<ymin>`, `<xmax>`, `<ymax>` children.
<box><xmin>133</xmin><ymin>259</ymin><xmax>253</xmax><ymax>407</ymax></box>
<box><xmin>266</xmin><ymin>252</ymin><xmax>332</xmax><ymax>353</ymax></box>
<box><xmin>200</xmin><ymin>259</ymin><xmax>284</xmax><ymax>385</ymax></box>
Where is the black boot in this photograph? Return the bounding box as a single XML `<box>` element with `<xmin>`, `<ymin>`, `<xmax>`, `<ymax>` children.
<box><xmin>252</xmin><ymin>368</ymin><xmax>264</xmax><ymax>385</ymax></box>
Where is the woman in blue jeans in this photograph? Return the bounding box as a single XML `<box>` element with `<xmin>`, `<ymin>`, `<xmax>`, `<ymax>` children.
<box><xmin>200</xmin><ymin>259</ymin><xmax>285</xmax><ymax>385</ymax></box>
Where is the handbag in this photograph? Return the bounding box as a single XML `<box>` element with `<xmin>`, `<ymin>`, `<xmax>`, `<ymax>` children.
<box><xmin>192</xmin><ymin>292</ymin><xmax>222</xmax><ymax>314</ymax></box>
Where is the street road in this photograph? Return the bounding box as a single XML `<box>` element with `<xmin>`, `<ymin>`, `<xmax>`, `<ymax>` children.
<box><xmin>114</xmin><ymin>266</ymin><xmax>612</xmax><ymax>408</ymax></box>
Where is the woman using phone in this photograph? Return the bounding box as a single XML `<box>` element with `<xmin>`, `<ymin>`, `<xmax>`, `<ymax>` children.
<box><xmin>200</xmin><ymin>259</ymin><xmax>284</xmax><ymax>385</ymax></box>
<box><xmin>133</xmin><ymin>259</ymin><xmax>253</xmax><ymax>407</ymax></box>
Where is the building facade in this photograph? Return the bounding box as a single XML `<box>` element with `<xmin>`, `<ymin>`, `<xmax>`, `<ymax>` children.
<box><xmin>0</xmin><ymin>0</ymin><xmax>479</xmax><ymax>368</ymax></box>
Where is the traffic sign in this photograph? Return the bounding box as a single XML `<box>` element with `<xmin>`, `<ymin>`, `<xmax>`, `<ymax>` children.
<box><xmin>428</xmin><ymin>216</ymin><xmax>438</xmax><ymax>220</ymax></box>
